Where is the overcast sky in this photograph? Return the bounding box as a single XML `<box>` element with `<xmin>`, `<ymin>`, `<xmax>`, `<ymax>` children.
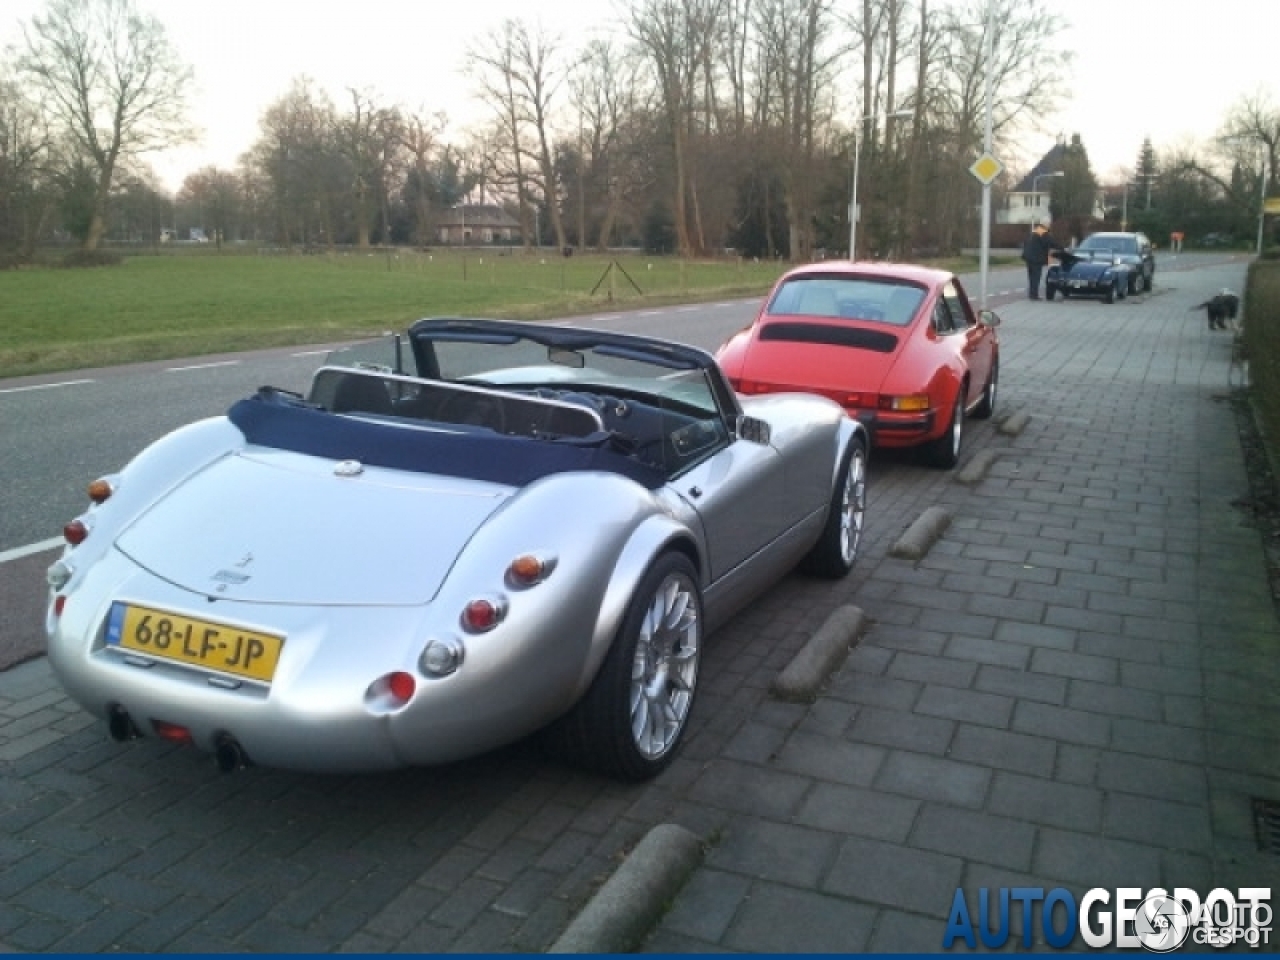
<box><xmin>2</xmin><ymin>0</ymin><xmax>1274</xmax><ymax>191</ymax></box>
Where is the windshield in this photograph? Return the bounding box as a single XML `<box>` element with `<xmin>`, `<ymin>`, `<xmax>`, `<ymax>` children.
<box><xmin>414</xmin><ymin>325</ymin><xmax>723</xmax><ymax>418</ymax></box>
<box><xmin>305</xmin><ymin>319</ymin><xmax>734</xmax><ymax>480</ymax></box>
<box><xmin>1079</xmin><ymin>235</ymin><xmax>1138</xmax><ymax>255</ymax></box>
<box><xmin>765</xmin><ymin>275</ymin><xmax>926</xmax><ymax>327</ymax></box>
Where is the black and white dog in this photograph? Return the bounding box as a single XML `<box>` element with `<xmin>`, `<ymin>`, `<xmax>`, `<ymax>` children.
<box><xmin>1193</xmin><ymin>289</ymin><xmax>1240</xmax><ymax>330</ymax></box>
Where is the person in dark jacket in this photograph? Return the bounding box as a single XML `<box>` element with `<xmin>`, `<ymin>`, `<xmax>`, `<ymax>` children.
<box><xmin>1021</xmin><ymin>222</ymin><xmax>1061</xmax><ymax>300</ymax></box>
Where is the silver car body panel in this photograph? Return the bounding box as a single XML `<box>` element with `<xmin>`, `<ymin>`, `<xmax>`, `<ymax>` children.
<box><xmin>46</xmin><ymin>319</ymin><xmax>864</xmax><ymax>773</ymax></box>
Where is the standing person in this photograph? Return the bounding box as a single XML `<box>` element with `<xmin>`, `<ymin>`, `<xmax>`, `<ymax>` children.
<box><xmin>1021</xmin><ymin>221</ymin><xmax>1059</xmax><ymax>300</ymax></box>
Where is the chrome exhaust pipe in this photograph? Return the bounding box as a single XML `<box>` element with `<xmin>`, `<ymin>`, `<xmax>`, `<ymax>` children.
<box><xmin>108</xmin><ymin>706</ymin><xmax>139</xmax><ymax>742</ymax></box>
<box><xmin>214</xmin><ymin>736</ymin><xmax>249</xmax><ymax>773</ymax></box>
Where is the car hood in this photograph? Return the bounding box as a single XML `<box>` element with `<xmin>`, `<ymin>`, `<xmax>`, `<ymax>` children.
<box><xmin>114</xmin><ymin>449</ymin><xmax>511</xmax><ymax>606</ymax></box>
<box><xmin>736</xmin><ymin>319</ymin><xmax>902</xmax><ymax>395</ymax></box>
<box><xmin>1058</xmin><ymin>251</ymin><xmax>1122</xmax><ymax>276</ymax></box>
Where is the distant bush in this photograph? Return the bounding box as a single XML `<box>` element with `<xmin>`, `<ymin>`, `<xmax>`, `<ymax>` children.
<box><xmin>60</xmin><ymin>249</ymin><xmax>124</xmax><ymax>269</ymax></box>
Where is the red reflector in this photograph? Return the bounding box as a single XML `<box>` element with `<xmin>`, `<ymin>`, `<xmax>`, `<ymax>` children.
<box><xmin>64</xmin><ymin>519</ymin><xmax>89</xmax><ymax>545</ymax></box>
<box><xmin>388</xmin><ymin>671</ymin><xmax>416</xmax><ymax>703</ymax></box>
<box><xmin>152</xmin><ymin>720</ymin><xmax>194</xmax><ymax>745</ymax></box>
<box><xmin>54</xmin><ymin>595</ymin><xmax>67</xmax><ymax>617</ymax></box>
<box><xmin>842</xmin><ymin>392</ymin><xmax>878</xmax><ymax>409</ymax></box>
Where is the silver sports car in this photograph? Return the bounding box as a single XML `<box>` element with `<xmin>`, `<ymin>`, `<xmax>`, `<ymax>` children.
<box><xmin>46</xmin><ymin>318</ymin><xmax>868</xmax><ymax>780</ymax></box>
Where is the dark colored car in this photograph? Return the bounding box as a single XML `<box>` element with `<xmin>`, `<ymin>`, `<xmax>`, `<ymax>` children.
<box><xmin>1072</xmin><ymin>231</ymin><xmax>1155</xmax><ymax>294</ymax></box>
<box><xmin>1045</xmin><ymin>250</ymin><xmax>1132</xmax><ymax>304</ymax></box>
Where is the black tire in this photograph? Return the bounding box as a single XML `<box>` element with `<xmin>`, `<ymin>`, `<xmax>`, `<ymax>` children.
<box><xmin>799</xmin><ymin>438</ymin><xmax>867</xmax><ymax>579</ymax></box>
<box><xmin>923</xmin><ymin>392</ymin><xmax>963</xmax><ymax>469</ymax></box>
<box><xmin>971</xmin><ymin>356</ymin><xmax>998</xmax><ymax>420</ymax></box>
<box><xmin>1046</xmin><ymin>285</ymin><xmax>1057</xmax><ymax>301</ymax></box>
<box><xmin>1129</xmin><ymin>270</ymin><xmax>1145</xmax><ymax>295</ymax></box>
<box><xmin>1103</xmin><ymin>281</ymin><xmax>1115</xmax><ymax>304</ymax></box>
<box><xmin>544</xmin><ymin>553</ymin><xmax>701</xmax><ymax>781</ymax></box>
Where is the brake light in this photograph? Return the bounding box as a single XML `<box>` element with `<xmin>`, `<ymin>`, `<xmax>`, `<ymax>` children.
<box><xmin>387</xmin><ymin>671</ymin><xmax>416</xmax><ymax>703</ymax></box>
<box><xmin>63</xmin><ymin>518</ymin><xmax>89</xmax><ymax>545</ymax></box>
<box><xmin>461</xmin><ymin>597</ymin><xmax>506</xmax><ymax>633</ymax></box>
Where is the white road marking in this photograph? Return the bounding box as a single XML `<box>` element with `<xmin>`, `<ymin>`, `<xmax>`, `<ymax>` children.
<box><xmin>0</xmin><ymin>537</ymin><xmax>63</xmax><ymax>564</ymax></box>
<box><xmin>0</xmin><ymin>379</ymin><xmax>95</xmax><ymax>394</ymax></box>
<box><xmin>165</xmin><ymin>360</ymin><xmax>240</xmax><ymax>373</ymax></box>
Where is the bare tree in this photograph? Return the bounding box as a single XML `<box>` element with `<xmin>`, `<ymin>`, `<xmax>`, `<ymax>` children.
<box><xmin>628</xmin><ymin>0</ymin><xmax>730</xmax><ymax>256</ymax></box>
<box><xmin>1220</xmin><ymin>90</ymin><xmax>1280</xmax><ymax>200</ymax></box>
<box><xmin>176</xmin><ymin>166</ymin><xmax>242</xmax><ymax>246</ymax></box>
<box><xmin>248</xmin><ymin>77</ymin><xmax>339</xmax><ymax>246</ymax></box>
<box><xmin>753</xmin><ymin>0</ymin><xmax>841</xmax><ymax>259</ymax></box>
<box><xmin>16</xmin><ymin>0</ymin><xmax>193</xmax><ymax>250</ymax></box>
<box><xmin>0</xmin><ymin>69</ymin><xmax>57</xmax><ymax>257</ymax></box>
<box><xmin>467</xmin><ymin>19</ymin><xmax>568</xmax><ymax>250</ymax></box>
<box><xmin>337</xmin><ymin>89</ymin><xmax>404</xmax><ymax>247</ymax></box>
<box><xmin>400</xmin><ymin>108</ymin><xmax>449</xmax><ymax>247</ymax></box>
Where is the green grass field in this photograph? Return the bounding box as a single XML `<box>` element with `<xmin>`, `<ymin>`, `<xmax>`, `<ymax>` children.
<box><xmin>0</xmin><ymin>249</ymin><xmax>792</xmax><ymax>378</ymax></box>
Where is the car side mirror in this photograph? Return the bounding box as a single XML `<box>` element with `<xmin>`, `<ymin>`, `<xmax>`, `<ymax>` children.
<box><xmin>735</xmin><ymin>414</ymin><xmax>772</xmax><ymax>445</ymax></box>
<box><xmin>978</xmin><ymin>309</ymin><xmax>1001</xmax><ymax>328</ymax></box>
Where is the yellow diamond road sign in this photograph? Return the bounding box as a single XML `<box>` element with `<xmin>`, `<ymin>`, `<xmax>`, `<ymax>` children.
<box><xmin>970</xmin><ymin>153</ymin><xmax>1003</xmax><ymax>185</ymax></box>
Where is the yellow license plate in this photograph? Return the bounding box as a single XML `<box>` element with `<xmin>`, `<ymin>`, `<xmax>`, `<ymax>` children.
<box><xmin>105</xmin><ymin>602</ymin><xmax>284</xmax><ymax>683</ymax></box>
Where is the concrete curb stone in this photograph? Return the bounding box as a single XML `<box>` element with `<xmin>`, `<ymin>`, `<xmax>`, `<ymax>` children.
<box><xmin>771</xmin><ymin>604</ymin><xmax>866</xmax><ymax>703</ymax></box>
<box><xmin>887</xmin><ymin>505</ymin><xmax>952</xmax><ymax>561</ymax></box>
<box><xmin>998</xmin><ymin>410</ymin><xmax>1031</xmax><ymax>435</ymax></box>
<box><xmin>548</xmin><ymin>823</ymin><xmax>704</xmax><ymax>953</ymax></box>
<box><xmin>955</xmin><ymin>448</ymin><xmax>999</xmax><ymax>485</ymax></box>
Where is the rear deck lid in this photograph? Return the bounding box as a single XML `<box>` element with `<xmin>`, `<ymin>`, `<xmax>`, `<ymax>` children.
<box><xmin>114</xmin><ymin>449</ymin><xmax>510</xmax><ymax>606</ymax></box>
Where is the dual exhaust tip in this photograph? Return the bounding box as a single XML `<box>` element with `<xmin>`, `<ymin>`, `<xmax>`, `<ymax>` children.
<box><xmin>107</xmin><ymin>705</ymin><xmax>249</xmax><ymax>773</ymax></box>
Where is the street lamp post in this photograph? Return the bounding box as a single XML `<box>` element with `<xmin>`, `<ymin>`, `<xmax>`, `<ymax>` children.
<box><xmin>978</xmin><ymin>0</ymin><xmax>996</xmax><ymax>308</ymax></box>
<box><xmin>1256</xmin><ymin>158</ymin><xmax>1268</xmax><ymax>256</ymax></box>
<box><xmin>849</xmin><ymin>108</ymin><xmax>912</xmax><ymax>260</ymax></box>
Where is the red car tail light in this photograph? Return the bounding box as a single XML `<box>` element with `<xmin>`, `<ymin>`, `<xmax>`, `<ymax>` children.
<box><xmin>387</xmin><ymin>671</ymin><xmax>416</xmax><ymax>703</ymax></box>
<box><xmin>461</xmin><ymin>596</ymin><xmax>506</xmax><ymax>633</ymax></box>
<box><xmin>63</xmin><ymin>518</ymin><xmax>90</xmax><ymax>546</ymax></box>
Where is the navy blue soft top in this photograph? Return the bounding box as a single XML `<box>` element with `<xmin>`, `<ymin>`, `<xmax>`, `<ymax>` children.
<box><xmin>227</xmin><ymin>388</ymin><xmax>666</xmax><ymax>490</ymax></box>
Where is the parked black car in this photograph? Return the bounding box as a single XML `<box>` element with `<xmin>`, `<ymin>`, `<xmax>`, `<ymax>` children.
<box><xmin>1045</xmin><ymin>250</ymin><xmax>1131</xmax><ymax>304</ymax></box>
<box><xmin>1072</xmin><ymin>232</ymin><xmax>1155</xmax><ymax>294</ymax></box>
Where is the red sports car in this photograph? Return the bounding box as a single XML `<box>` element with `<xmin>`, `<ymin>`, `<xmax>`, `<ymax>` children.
<box><xmin>716</xmin><ymin>262</ymin><xmax>1001</xmax><ymax>468</ymax></box>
